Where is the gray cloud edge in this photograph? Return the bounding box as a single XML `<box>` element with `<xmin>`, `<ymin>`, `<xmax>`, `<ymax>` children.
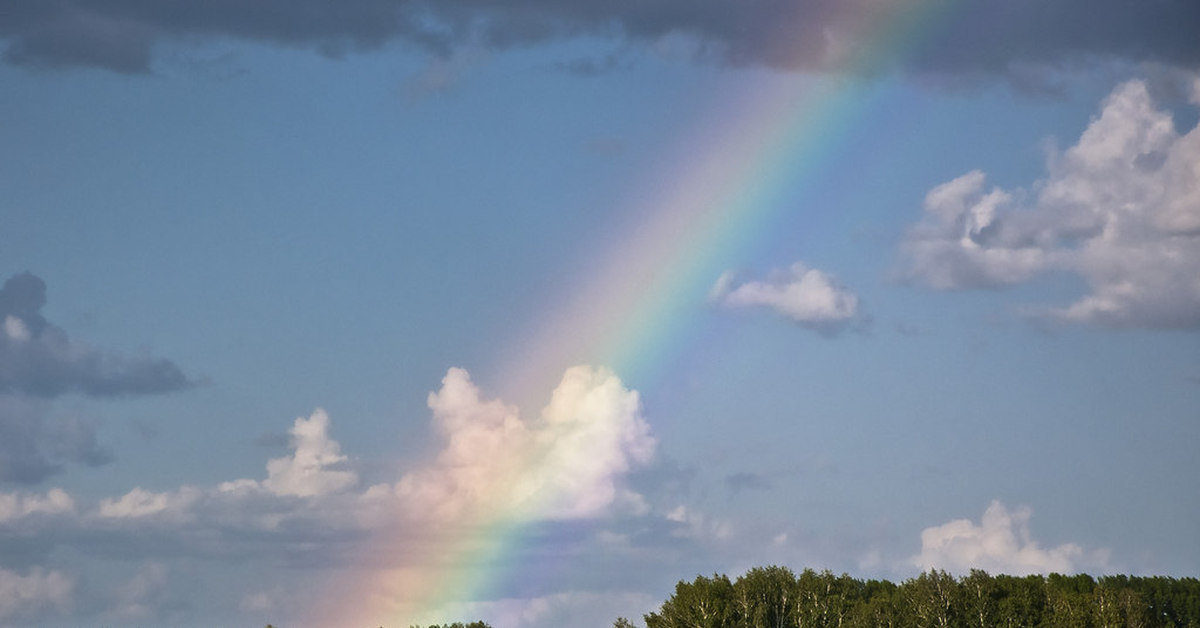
<box><xmin>1</xmin><ymin>0</ymin><xmax>1198</xmax><ymax>78</ymax></box>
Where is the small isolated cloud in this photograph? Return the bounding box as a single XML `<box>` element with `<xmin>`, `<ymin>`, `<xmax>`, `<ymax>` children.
<box><xmin>711</xmin><ymin>263</ymin><xmax>865</xmax><ymax>334</ymax></box>
<box><xmin>0</xmin><ymin>272</ymin><xmax>193</xmax><ymax>398</ymax></box>
<box><xmin>0</xmin><ymin>566</ymin><xmax>73</xmax><ymax>622</ymax></box>
<box><xmin>899</xmin><ymin>77</ymin><xmax>1200</xmax><ymax>329</ymax></box>
<box><xmin>913</xmin><ymin>500</ymin><xmax>1108</xmax><ymax>576</ymax></box>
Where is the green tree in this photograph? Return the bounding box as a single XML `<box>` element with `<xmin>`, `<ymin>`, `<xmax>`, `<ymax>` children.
<box><xmin>993</xmin><ymin>573</ymin><xmax>1046</xmax><ymax>628</ymax></box>
<box><xmin>792</xmin><ymin>568</ymin><xmax>860</xmax><ymax>628</ymax></box>
<box><xmin>959</xmin><ymin>569</ymin><xmax>998</xmax><ymax>628</ymax></box>
<box><xmin>903</xmin><ymin>570</ymin><xmax>958</xmax><ymax>628</ymax></box>
<box><xmin>1045</xmin><ymin>573</ymin><xmax>1096</xmax><ymax>628</ymax></box>
<box><xmin>733</xmin><ymin>565</ymin><xmax>797</xmax><ymax>628</ymax></box>
<box><xmin>628</xmin><ymin>564</ymin><xmax>1200</xmax><ymax>628</ymax></box>
<box><xmin>847</xmin><ymin>579</ymin><xmax>899</xmax><ymax>628</ymax></box>
<box><xmin>646</xmin><ymin>574</ymin><xmax>738</xmax><ymax>628</ymax></box>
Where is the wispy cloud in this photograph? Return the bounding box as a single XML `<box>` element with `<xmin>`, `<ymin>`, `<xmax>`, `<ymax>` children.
<box><xmin>0</xmin><ymin>566</ymin><xmax>73</xmax><ymax>623</ymax></box>
<box><xmin>0</xmin><ymin>396</ymin><xmax>113</xmax><ymax>484</ymax></box>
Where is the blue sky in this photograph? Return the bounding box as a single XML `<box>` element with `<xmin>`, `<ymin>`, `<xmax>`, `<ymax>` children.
<box><xmin>1</xmin><ymin>1</ymin><xmax>1198</xmax><ymax>626</ymax></box>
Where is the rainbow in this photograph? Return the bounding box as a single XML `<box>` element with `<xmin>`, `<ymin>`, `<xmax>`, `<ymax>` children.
<box><xmin>496</xmin><ymin>0</ymin><xmax>957</xmax><ymax>401</ymax></box>
<box><xmin>325</xmin><ymin>1</ymin><xmax>960</xmax><ymax>625</ymax></box>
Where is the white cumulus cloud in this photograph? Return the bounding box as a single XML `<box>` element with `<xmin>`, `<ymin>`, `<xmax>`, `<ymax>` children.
<box><xmin>913</xmin><ymin>500</ymin><xmax>1108</xmax><ymax>575</ymax></box>
<box><xmin>263</xmin><ymin>409</ymin><xmax>358</xmax><ymax>498</ymax></box>
<box><xmin>711</xmin><ymin>262</ymin><xmax>863</xmax><ymax>334</ymax></box>
<box><xmin>900</xmin><ymin>77</ymin><xmax>1200</xmax><ymax>328</ymax></box>
<box><xmin>395</xmin><ymin>365</ymin><xmax>656</xmax><ymax>521</ymax></box>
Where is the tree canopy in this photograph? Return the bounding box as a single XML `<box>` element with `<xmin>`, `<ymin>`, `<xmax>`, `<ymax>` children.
<box><xmin>633</xmin><ymin>567</ymin><xmax>1200</xmax><ymax>628</ymax></box>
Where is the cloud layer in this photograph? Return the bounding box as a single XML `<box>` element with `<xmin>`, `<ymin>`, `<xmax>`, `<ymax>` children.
<box><xmin>711</xmin><ymin>263</ymin><xmax>864</xmax><ymax>334</ymax></box>
<box><xmin>2</xmin><ymin>0</ymin><xmax>1197</xmax><ymax>77</ymax></box>
<box><xmin>900</xmin><ymin>78</ymin><xmax>1200</xmax><ymax>328</ymax></box>
<box><xmin>913</xmin><ymin>500</ymin><xmax>1107</xmax><ymax>576</ymax></box>
<box><xmin>0</xmin><ymin>365</ymin><xmax>657</xmax><ymax>624</ymax></box>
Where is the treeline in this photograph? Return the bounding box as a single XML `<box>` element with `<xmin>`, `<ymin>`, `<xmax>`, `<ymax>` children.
<box><xmin>622</xmin><ymin>566</ymin><xmax>1200</xmax><ymax>628</ymax></box>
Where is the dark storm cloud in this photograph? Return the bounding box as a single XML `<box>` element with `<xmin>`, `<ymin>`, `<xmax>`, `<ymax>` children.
<box><xmin>1</xmin><ymin>0</ymin><xmax>1197</xmax><ymax>77</ymax></box>
<box><xmin>0</xmin><ymin>273</ymin><xmax>192</xmax><ymax>398</ymax></box>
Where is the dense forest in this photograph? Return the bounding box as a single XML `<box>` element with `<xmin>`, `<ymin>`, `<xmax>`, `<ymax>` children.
<box><xmin>386</xmin><ymin>567</ymin><xmax>1200</xmax><ymax>628</ymax></box>
<box><xmin>615</xmin><ymin>567</ymin><xmax>1200</xmax><ymax>628</ymax></box>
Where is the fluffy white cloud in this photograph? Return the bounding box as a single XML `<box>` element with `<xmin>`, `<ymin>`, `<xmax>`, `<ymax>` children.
<box><xmin>530</xmin><ymin>365</ymin><xmax>656</xmax><ymax>516</ymax></box>
<box><xmin>0</xmin><ymin>567</ymin><xmax>72</xmax><ymax>621</ymax></box>
<box><xmin>711</xmin><ymin>263</ymin><xmax>863</xmax><ymax>333</ymax></box>
<box><xmin>900</xmin><ymin>78</ymin><xmax>1200</xmax><ymax>328</ymax></box>
<box><xmin>396</xmin><ymin>365</ymin><xmax>656</xmax><ymax>521</ymax></box>
<box><xmin>263</xmin><ymin>409</ymin><xmax>358</xmax><ymax>498</ymax></box>
<box><xmin>913</xmin><ymin>500</ymin><xmax>1108</xmax><ymax>575</ymax></box>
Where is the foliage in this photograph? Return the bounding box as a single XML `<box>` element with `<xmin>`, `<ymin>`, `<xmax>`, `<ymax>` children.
<box><xmin>636</xmin><ymin>567</ymin><xmax>1200</xmax><ymax>628</ymax></box>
